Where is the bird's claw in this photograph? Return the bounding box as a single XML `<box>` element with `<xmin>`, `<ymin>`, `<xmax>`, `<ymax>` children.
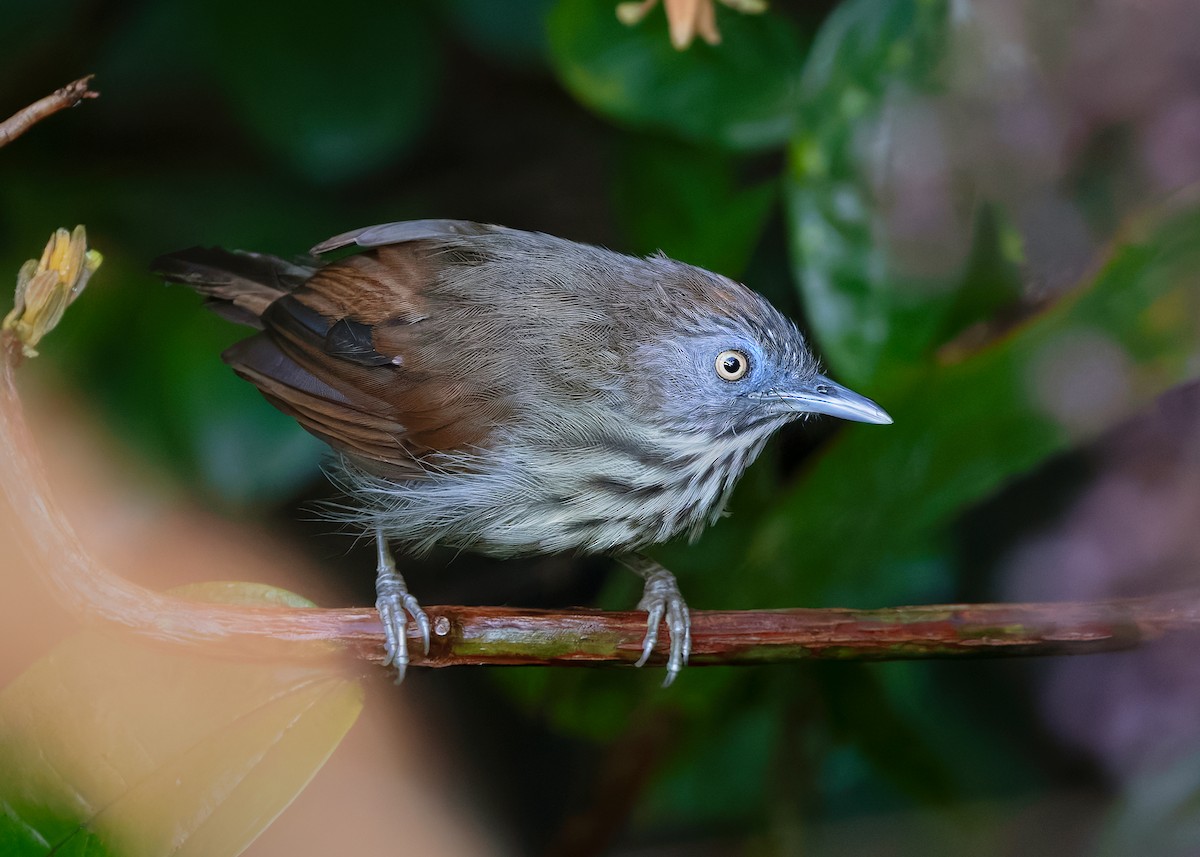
<box><xmin>376</xmin><ymin>580</ymin><xmax>434</xmax><ymax>681</ymax></box>
<box><xmin>635</xmin><ymin>566</ymin><xmax>692</xmax><ymax>687</ymax></box>
<box><xmin>375</xmin><ymin>564</ymin><xmax>430</xmax><ymax>685</ymax></box>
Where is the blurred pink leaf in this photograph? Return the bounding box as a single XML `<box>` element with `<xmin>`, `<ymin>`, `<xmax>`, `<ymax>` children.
<box><xmin>0</xmin><ymin>582</ymin><xmax>364</xmax><ymax>857</ymax></box>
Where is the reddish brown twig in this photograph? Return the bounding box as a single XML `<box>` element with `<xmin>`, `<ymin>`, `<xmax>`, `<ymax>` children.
<box><xmin>334</xmin><ymin>594</ymin><xmax>1200</xmax><ymax>668</ymax></box>
<box><xmin>0</xmin><ymin>75</ymin><xmax>99</xmax><ymax>149</ymax></box>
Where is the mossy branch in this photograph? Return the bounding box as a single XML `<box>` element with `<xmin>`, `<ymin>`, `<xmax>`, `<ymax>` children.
<box><xmin>335</xmin><ymin>594</ymin><xmax>1199</xmax><ymax>668</ymax></box>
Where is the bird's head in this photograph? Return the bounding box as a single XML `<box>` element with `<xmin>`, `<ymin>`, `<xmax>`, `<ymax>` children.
<box><xmin>630</xmin><ymin>260</ymin><xmax>892</xmax><ymax>442</ymax></box>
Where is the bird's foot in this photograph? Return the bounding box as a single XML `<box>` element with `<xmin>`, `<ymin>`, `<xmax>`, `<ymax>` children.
<box><xmin>375</xmin><ymin>533</ymin><xmax>430</xmax><ymax>684</ymax></box>
<box><xmin>630</xmin><ymin>559</ymin><xmax>692</xmax><ymax>687</ymax></box>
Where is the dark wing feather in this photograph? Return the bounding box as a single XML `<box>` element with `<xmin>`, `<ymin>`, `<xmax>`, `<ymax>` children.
<box><xmin>156</xmin><ymin>223</ymin><xmax>505</xmax><ymax>476</ymax></box>
<box><xmin>262</xmin><ymin>242</ymin><xmax>499</xmax><ymax>455</ymax></box>
<box><xmin>150</xmin><ymin>247</ymin><xmax>313</xmax><ymax>328</ymax></box>
<box><xmin>225</xmin><ymin>335</ymin><xmax>424</xmax><ymax>475</ymax></box>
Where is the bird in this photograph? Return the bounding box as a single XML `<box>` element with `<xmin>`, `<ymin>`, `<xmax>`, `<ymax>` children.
<box><xmin>152</xmin><ymin>220</ymin><xmax>892</xmax><ymax>686</ymax></box>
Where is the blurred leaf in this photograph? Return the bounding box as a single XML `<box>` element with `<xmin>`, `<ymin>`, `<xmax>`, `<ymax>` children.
<box><xmin>1098</xmin><ymin>747</ymin><xmax>1200</xmax><ymax>857</ymax></box>
<box><xmin>819</xmin><ymin>660</ymin><xmax>1040</xmax><ymax>816</ymax></box>
<box><xmin>752</xmin><ymin>200</ymin><xmax>1200</xmax><ymax>607</ymax></box>
<box><xmin>935</xmin><ymin>205</ymin><xmax>1027</xmax><ymax>347</ymax></box>
<box><xmin>195</xmin><ymin>0</ymin><xmax>440</xmax><ymax>184</ymax></box>
<box><xmin>612</xmin><ymin>136</ymin><xmax>776</xmax><ymax>275</ymax></box>
<box><xmin>444</xmin><ymin>0</ymin><xmax>555</xmax><ymax>67</ymax></box>
<box><xmin>641</xmin><ymin>690</ymin><xmax>781</xmax><ymax>825</ymax></box>
<box><xmin>0</xmin><ymin>167</ymin><xmax>360</xmax><ymax>505</ymax></box>
<box><xmin>71</xmin><ymin>269</ymin><xmax>325</xmax><ymax>508</ymax></box>
<box><xmin>822</xmin><ymin>664</ymin><xmax>958</xmax><ymax>806</ymax></box>
<box><xmin>548</xmin><ymin>0</ymin><xmax>808</xmax><ymax>150</ymax></box>
<box><xmin>153</xmin><ymin>312</ymin><xmax>330</xmax><ymax>506</ymax></box>
<box><xmin>0</xmin><ymin>0</ymin><xmax>84</xmax><ymax>82</ymax></box>
<box><xmin>504</xmin><ymin>668</ymin><xmax>639</xmax><ymax>741</ymax></box>
<box><xmin>788</xmin><ymin>0</ymin><xmax>976</xmax><ymax>390</ymax></box>
<box><xmin>89</xmin><ymin>1</ymin><xmax>208</xmax><ymax>118</ymax></box>
<box><xmin>0</xmin><ymin>583</ymin><xmax>363</xmax><ymax>857</ymax></box>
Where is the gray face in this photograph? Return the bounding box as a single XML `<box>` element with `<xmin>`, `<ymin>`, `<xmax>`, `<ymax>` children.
<box><xmin>637</xmin><ymin>298</ymin><xmax>891</xmax><ymax>441</ymax></box>
<box><xmin>639</xmin><ymin>329</ymin><xmax>813</xmax><ymax>438</ymax></box>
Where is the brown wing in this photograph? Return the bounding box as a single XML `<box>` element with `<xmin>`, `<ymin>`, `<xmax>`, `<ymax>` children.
<box><xmin>227</xmin><ymin>243</ymin><xmax>504</xmax><ymax>476</ymax></box>
<box><xmin>156</xmin><ymin>221</ymin><xmax>507</xmax><ymax>477</ymax></box>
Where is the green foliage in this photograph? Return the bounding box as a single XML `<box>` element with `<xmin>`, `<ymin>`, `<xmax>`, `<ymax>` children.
<box><xmin>537</xmin><ymin>0</ymin><xmax>1200</xmax><ymax>841</ymax></box>
<box><xmin>548</xmin><ymin>0</ymin><xmax>808</xmax><ymax>149</ymax></box>
<box><xmin>611</xmin><ymin>135</ymin><xmax>776</xmax><ymax>275</ymax></box>
<box><xmin>444</xmin><ymin>0</ymin><xmax>555</xmax><ymax>67</ymax></box>
<box><xmin>196</xmin><ymin>0</ymin><xmax>440</xmax><ymax>185</ymax></box>
<box><xmin>0</xmin><ymin>170</ymin><xmax>340</xmax><ymax>505</ymax></box>
<box><xmin>786</xmin><ymin>0</ymin><xmax>980</xmax><ymax>391</ymax></box>
<box><xmin>570</xmin><ymin>200</ymin><xmax>1200</xmax><ymax>835</ymax></box>
<box><xmin>4</xmin><ymin>0</ymin><xmax>1200</xmax><ymax>850</ymax></box>
<box><xmin>752</xmin><ymin>202</ymin><xmax>1200</xmax><ymax>608</ymax></box>
<box><xmin>821</xmin><ymin>664</ymin><xmax>960</xmax><ymax>806</ymax></box>
<box><xmin>643</xmin><ymin>689</ymin><xmax>783</xmax><ymax>824</ymax></box>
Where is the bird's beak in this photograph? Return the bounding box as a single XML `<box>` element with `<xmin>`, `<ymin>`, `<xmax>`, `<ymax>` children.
<box><xmin>770</xmin><ymin>374</ymin><xmax>893</xmax><ymax>425</ymax></box>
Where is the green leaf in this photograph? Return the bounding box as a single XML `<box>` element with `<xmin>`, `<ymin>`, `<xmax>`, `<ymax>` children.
<box><xmin>821</xmin><ymin>663</ymin><xmax>958</xmax><ymax>805</ymax></box>
<box><xmin>641</xmin><ymin>691</ymin><xmax>782</xmax><ymax>826</ymax></box>
<box><xmin>787</xmin><ymin>0</ymin><xmax>976</xmax><ymax>390</ymax></box>
<box><xmin>932</xmin><ymin>205</ymin><xmax>1027</xmax><ymax>350</ymax></box>
<box><xmin>612</xmin><ymin>136</ymin><xmax>776</xmax><ymax>275</ymax></box>
<box><xmin>752</xmin><ymin>201</ymin><xmax>1200</xmax><ymax>608</ymax></box>
<box><xmin>195</xmin><ymin>0</ymin><xmax>440</xmax><ymax>184</ymax></box>
<box><xmin>89</xmin><ymin>1</ymin><xmax>208</xmax><ymax>118</ymax></box>
<box><xmin>443</xmin><ymin>0</ymin><xmax>555</xmax><ymax>68</ymax></box>
<box><xmin>0</xmin><ymin>583</ymin><xmax>363</xmax><ymax>857</ymax></box>
<box><xmin>155</xmin><ymin>316</ymin><xmax>329</xmax><ymax>507</ymax></box>
<box><xmin>548</xmin><ymin>0</ymin><xmax>808</xmax><ymax>150</ymax></box>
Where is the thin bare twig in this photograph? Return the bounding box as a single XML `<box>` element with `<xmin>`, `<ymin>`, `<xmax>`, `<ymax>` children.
<box><xmin>0</xmin><ymin>75</ymin><xmax>99</xmax><ymax>149</ymax></box>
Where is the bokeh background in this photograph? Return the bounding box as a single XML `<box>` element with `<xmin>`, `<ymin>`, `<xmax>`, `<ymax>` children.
<box><xmin>4</xmin><ymin>0</ymin><xmax>1200</xmax><ymax>854</ymax></box>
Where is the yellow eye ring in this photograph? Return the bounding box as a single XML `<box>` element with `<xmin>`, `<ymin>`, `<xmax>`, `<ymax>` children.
<box><xmin>715</xmin><ymin>349</ymin><xmax>749</xmax><ymax>381</ymax></box>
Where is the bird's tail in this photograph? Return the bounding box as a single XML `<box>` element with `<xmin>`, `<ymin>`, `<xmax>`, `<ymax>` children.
<box><xmin>150</xmin><ymin>246</ymin><xmax>315</xmax><ymax>328</ymax></box>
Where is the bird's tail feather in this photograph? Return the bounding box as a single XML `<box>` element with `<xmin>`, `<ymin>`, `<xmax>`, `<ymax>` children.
<box><xmin>150</xmin><ymin>247</ymin><xmax>315</xmax><ymax>328</ymax></box>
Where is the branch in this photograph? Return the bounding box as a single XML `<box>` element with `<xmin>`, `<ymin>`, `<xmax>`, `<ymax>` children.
<box><xmin>335</xmin><ymin>593</ymin><xmax>1200</xmax><ymax>668</ymax></box>
<box><xmin>0</xmin><ymin>76</ymin><xmax>99</xmax><ymax>149</ymax></box>
<box><xmin>3</xmin><ymin>228</ymin><xmax>1200</xmax><ymax>673</ymax></box>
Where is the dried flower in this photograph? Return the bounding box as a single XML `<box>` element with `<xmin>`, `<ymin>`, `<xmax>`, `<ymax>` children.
<box><xmin>3</xmin><ymin>225</ymin><xmax>102</xmax><ymax>358</ymax></box>
<box><xmin>616</xmin><ymin>0</ymin><xmax>767</xmax><ymax>50</ymax></box>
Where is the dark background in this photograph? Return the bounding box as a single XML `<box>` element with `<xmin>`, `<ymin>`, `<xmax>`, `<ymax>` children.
<box><xmin>4</xmin><ymin>0</ymin><xmax>1200</xmax><ymax>854</ymax></box>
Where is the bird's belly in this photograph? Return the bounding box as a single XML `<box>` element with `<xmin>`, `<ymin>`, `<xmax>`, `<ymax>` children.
<box><xmin>345</xmin><ymin>434</ymin><xmax>771</xmax><ymax>557</ymax></box>
<box><xmin>504</xmin><ymin>484</ymin><xmax>708</xmax><ymax>555</ymax></box>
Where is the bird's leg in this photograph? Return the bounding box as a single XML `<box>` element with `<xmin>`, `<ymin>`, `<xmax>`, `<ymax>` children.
<box><xmin>374</xmin><ymin>528</ymin><xmax>431</xmax><ymax>683</ymax></box>
<box><xmin>621</xmin><ymin>554</ymin><xmax>692</xmax><ymax>687</ymax></box>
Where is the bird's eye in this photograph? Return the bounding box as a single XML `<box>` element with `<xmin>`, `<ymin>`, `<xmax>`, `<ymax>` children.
<box><xmin>715</xmin><ymin>349</ymin><xmax>749</xmax><ymax>381</ymax></box>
